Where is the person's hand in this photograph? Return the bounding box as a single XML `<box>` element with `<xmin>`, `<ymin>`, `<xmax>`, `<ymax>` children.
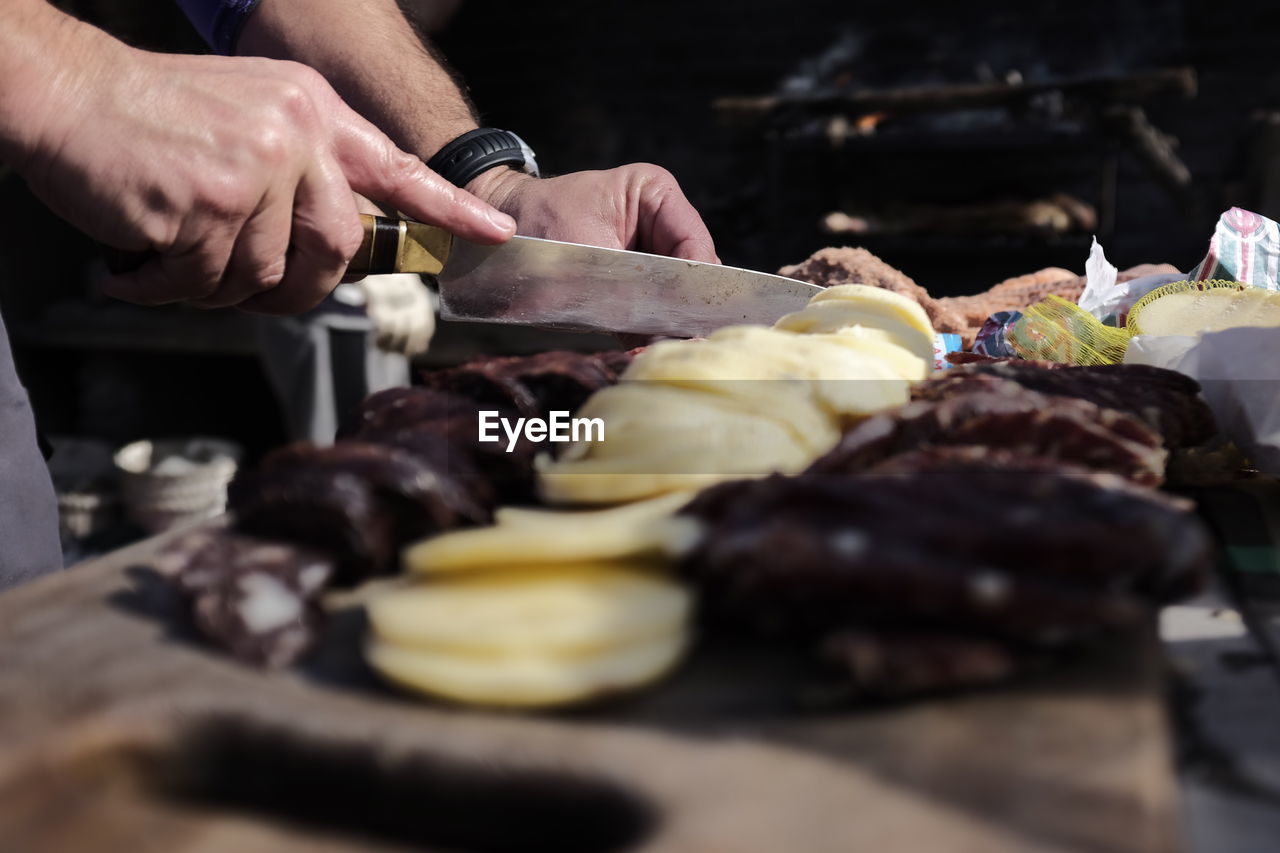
<box><xmin>466</xmin><ymin>165</ymin><xmax>719</xmax><ymax>264</ymax></box>
<box><xmin>14</xmin><ymin>42</ymin><xmax>515</xmax><ymax>314</ymax></box>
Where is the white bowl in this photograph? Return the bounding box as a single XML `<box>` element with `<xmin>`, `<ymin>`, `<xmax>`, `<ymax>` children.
<box><xmin>113</xmin><ymin>438</ymin><xmax>242</xmax><ymax>532</ymax></box>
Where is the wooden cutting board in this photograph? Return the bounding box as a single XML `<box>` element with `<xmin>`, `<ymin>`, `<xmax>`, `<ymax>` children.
<box><xmin>0</xmin><ymin>532</ymin><xmax>1180</xmax><ymax>853</ymax></box>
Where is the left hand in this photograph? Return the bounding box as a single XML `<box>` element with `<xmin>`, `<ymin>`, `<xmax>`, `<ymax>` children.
<box><xmin>466</xmin><ymin>165</ymin><xmax>719</xmax><ymax>264</ymax></box>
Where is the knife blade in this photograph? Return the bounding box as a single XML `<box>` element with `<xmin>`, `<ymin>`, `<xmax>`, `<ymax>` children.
<box><xmin>351</xmin><ymin>214</ymin><xmax>823</xmax><ymax>338</ymax></box>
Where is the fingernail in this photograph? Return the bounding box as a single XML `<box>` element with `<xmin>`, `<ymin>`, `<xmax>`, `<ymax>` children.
<box><xmin>487</xmin><ymin>209</ymin><xmax>517</xmax><ymax>235</ymax></box>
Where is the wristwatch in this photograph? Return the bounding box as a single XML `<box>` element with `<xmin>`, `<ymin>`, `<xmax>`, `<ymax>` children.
<box><xmin>426</xmin><ymin>128</ymin><xmax>540</xmax><ymax>188</ymax></box>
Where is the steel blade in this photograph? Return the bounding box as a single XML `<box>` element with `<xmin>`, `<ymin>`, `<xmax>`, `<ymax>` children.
<box><xmin>437</xmin><ymin>236</ymin><xmax>822</xmax><ymax>337</ymax></box>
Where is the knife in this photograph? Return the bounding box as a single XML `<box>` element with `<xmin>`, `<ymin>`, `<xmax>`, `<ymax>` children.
<box><xmin>352</xmin><ymin>214</ymin><xmax>822</xmax><ymax>338</ymax></box>
<box><xmin>107</xmin><ymin>213</ymin><xmax>823</xmax><ymax>338</ymax></box>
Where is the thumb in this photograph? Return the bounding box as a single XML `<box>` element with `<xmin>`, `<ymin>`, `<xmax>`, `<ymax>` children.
<box><xmin>643</xmin><ymin>181</ymin><xmax>719</xmax><ymax>264</ymax></box>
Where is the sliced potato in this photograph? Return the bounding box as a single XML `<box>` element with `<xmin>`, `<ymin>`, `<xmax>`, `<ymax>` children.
<box><xmin>807</xmin><ymin>332</ymin><xmax>930</xmax><ymax>381</ymax></box>
<box><xmin>367</xmin><ymin>563</ymin><xmax>691</xmax><ymax>655</ymax></box>
<box><xmin>490</xmin><ymin>492</ymin><xmax>694</xmax><ymax>527</ymax></box>
<box><xmin>774</xmin><ymin>302</ymin><xmax>935</xmax><ymax>365</ymax></box>
<box><xmin>538</xmin><ymin>383</ymin><xmax>819</xmax><ymax>505</ymax></box>
<box><xmin>537</xmin><ymin>454</ymin><xmax>789</xmax><ymax>506</ymax></box>
<box><xmin>536</xmin><ymin>467</ymin><xmax>727</xmax><ymax>506</ymax></box>
<box><xmin>806</xmin><ymin>283</ymin><xmax>934</xmax><ymax>337</ymax></box>
<box><xmin>404</xmin><ymin>491</ymin><xmax>694</xmax><ymax>573</ymax></box>
<box><xmin>641</xmin><ymin>325</ymin><xmax>909</xmax><ymax>384</ymax></box>
<box><xmin>531</xmin><ymin>285</ymin><xmax>929</xmax><ymax>506</ymax></box>
<box><xmin>367</xmin><ymin>629</ymin><xmax>688</xmax><ymax>708</ymax></box>
<box><xmin>563</xmin><ymin>381</ymin><xmax>836</xmax><ymax>460</ymax></box>
<box><xmin>631</xmin><ymin>327</ymin><xmax>909</xmax><ymax>419</ymax></box>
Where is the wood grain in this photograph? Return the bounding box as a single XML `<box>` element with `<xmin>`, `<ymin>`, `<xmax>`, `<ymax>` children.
<box><xmin>0</xmin><ymin>532</ymin><xmax>1181</xmax><ymax>852</ymax></box>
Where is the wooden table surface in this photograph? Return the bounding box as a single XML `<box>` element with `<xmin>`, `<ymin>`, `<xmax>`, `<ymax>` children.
<box><xmin>0</xmin><ymin>531</ymin><xmax>1180</xmax><ymax>853</ymax></box>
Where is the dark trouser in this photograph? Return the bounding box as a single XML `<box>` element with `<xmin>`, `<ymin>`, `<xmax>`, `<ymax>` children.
<box><xmin>0</xmin><ymin>311</ymin><xmax>61</xmax><ymax>590</ymax></box>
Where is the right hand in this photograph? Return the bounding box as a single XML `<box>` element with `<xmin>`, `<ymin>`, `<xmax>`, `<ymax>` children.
<box><xmin>15</xmin><ymin>44</ymin><xmax>515</xmax><ymax>314</ymax></box>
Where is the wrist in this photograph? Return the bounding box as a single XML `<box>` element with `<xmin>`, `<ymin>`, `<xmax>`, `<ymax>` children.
<box><xmin>0</xmin><ymin>6</ymin><xmax>130</xmax><ymax>171</ymax></box>
<box><xmin>236</xmin><ymin>0</ymin><xmax>479</xmax><ymax>155</ymax></box>
<box><xmin>465</xmin><ymin>166</ymin><xmax>536</xmax><ymax>215</ymax></box>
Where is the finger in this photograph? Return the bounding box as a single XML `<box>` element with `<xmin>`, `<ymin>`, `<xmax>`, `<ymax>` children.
<box><xmin>103</xmin><ymin>221</ymin><xmax>240</xmax><ymax>305</ymax></box>
<box><xmin>668</xmin><ymin>235</ymin><xmax>721</xmax><ymax>265</ymax></box>
<box><xmin>193</xmin><ymin>185</ymin><xmax>295</xmax><ymax>309</ymax></box>
<box><xmin>327</xmin><ymin>111</ymin><xmax>516</xmax><ymax>245</ymax></box>
<box><xmin>101</xmin><ymin>257</ymin><xmax>186</xmax><ymax>306</ymax></box>
<box><xmin>642</xmin><ymin>182</ymin><xmax>719</xmax><ymax>264</ymax></box>
<box><xmin>352</xmin><ymin>193</ymin><xmax>390</xmax><ymax>217</ymax></box>
<box><xmin>238</xmin><ymin>154</ymin><xmax>361</xmax><ymax>315</ymax></box>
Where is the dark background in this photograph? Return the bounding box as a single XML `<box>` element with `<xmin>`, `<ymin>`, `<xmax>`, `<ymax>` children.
<box><xmin>433</xmin><ymin>0</ymin><xmax>1280</xmax><ymax>277</ymax></box>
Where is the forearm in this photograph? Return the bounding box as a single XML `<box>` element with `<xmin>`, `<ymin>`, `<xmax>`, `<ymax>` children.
<box><xmin>236</xmin><ymin>0</ymin><xmax>478</xmax><ymax>160</ymax></box>
<box><xmin>180</xmin><ymin>0</ymin><xmax>717</xmax><ymax>261</ymax></box>
<box><xmin>0</xmin><ymin>0</ymin><xmax>125</xmax><ymax>169</ymax></box>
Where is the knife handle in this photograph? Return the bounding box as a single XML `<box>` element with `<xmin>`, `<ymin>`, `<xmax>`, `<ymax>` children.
<box><xmin>348</xmin><ymin>213</ymin><xmax>403</xmax><ymax>277</ymax></box>
<box><xmin>103</xmin><ymin>214</ymin><xmax>439</xmax><ymax>278</ymax></box>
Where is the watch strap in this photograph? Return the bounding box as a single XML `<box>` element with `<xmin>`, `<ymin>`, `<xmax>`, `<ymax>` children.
<box><xmin>426</xmin><ymin>128</ymin><xmax>538</xmax><ymax>188</ymax></box>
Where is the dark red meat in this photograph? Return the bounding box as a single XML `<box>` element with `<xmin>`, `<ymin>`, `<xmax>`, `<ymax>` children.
<box><xmin>680</xmin><ymin>466</ymin><xmax>1209</xmax><ymax>647</ymax></box>
<box><xmin>230</xmin><ymin>440</ymin><xmax>490</xmax><ymax>580</ymax></box>
<box><xmin>421</xmin><ymin>350</ymin><xmax>629</xmax><ymax>418</ymax></box>
<box><xmin>353</xmin><ymin>386</ymin><xmax>535</xmax><ymax>502</ymax></box>
<box><xmin>812</xmin><ymin>381</ymin><xmax>1168</xmax><ymax>486</ymax></box>
<box><xmin>155</xmin><ymin>529</ymin><xmax>335</xmax><ymax>668</ymax></box>
<box><xmin>927</xmin><ymin>360</ymin><xmax>1215</xmax><ymax>448</ymax></box>
<box><xmin>819</xmin><ymin>629</ymin><xmax>1040</xmax><ymax>700</ymax></box>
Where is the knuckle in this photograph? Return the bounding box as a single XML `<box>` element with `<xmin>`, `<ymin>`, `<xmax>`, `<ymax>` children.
<box><xmin>634</xmin><ymin>163</ymin><xmax>674</xmax><ymax>184</ymax></box>
<box><xmin>186</xmin><ymin>166</ymin><xmax>256</xmax><ymax>219</ymax></box>
<box><xmin>381</xmin><ymin>148</ymin><xmax>424</xmax><ymax>189</ymax></box>
<box><xmin>248</xmin><ymin>126</ymin><xmax>291</xmax><ymax>165</ymax></box>
<box><xmin>250</xmin><ymin>258</ymin><xmax>287</xmax><ymax>292</ymax></box>
<box><xmin>279</xmin><ymin>61</ymin><xmax>326</xmax><ymax>89</ymax></box>
<box><xmin>274</xmin><ymin>80</ymin><xmax>318</xmax><ymax>125</ymax></box>
<box><xmin>297</xmin><ymin>217</ymin><xmax>361</xmax><ymax>268</ymax></box>
<box><xmin>186</xmin><ymin>245</ymin><xmax>234</xmax><ymax>301</ymax></box>
<box><xmin>317</xmin><ymin>217</ymin><xmax>363</xmax><ymax>265</ymax></box>
<box><xmin>336</xmin><ymin>217</ymin><xmax>364</xmax><ymax>262</ymax></box>
<box><xmin>138</xmin><ymin>214</ymin><xmax>180</xmax><ymax>252</ymax></box>
<box><xmin>209</xmin><ymin>180</ymin><xmax>256</xmax><ymax>219</ymax></box>
<box><xmin>242</xmin><ymin>56</ymin><xmax>274</xmax><ymax>73</ymax></box>
<box><xmin>133</xmin><ymin>188</ymin><xmax>185</xmax><ymax>248</ymax></box>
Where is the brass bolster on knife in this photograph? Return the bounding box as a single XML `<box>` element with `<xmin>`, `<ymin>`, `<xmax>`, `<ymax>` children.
<box><xmin>350</xmin><ymin>214</ymin><xmax>405</xmax><ymax>277</ymax></box>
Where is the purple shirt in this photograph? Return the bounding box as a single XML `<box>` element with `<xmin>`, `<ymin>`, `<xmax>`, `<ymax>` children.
<box><xmin>174</xmin><ymin>0</ymin><xmax>262</xmax><ymax>55</ymax></box>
